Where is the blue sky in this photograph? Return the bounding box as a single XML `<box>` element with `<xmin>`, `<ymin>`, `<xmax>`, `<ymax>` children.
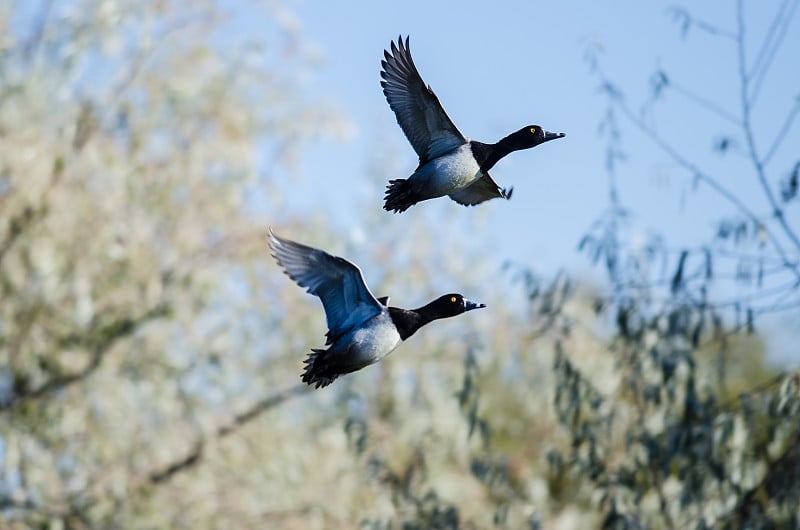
<box><xmin>15</xmin><ymin>0</ymin><xmax>795</xmax><ymax>360</ymax></box>
<box><xmin>271</xmin><ymin>0</ymin><xmax>797</xmax><ymax>264</ymax></box>
<box><xmin>256</xmin><ymin>0</ymin><xmax>799</xmax><ymax>362</ymax></box>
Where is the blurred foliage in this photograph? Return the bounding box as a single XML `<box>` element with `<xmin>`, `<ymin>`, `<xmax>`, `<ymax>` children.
<box><xmin>557</xmin><ymin>0</ymin><xmax>800</xmax><ymax>527</ymax></box>
<box><xmin>0</xmin><ymin>0</ymin><xmax>348</xmax><ymax>527</ymax></box>
<box><xmin>1</xmin><ymin>1</ymin><xmax>799</xmax><ymax>529</ymax></box>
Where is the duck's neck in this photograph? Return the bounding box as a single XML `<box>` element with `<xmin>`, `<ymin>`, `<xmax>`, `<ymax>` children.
<box><xmin>388</xmin><ymin>303</ymin><xmax>441</xmax><ymax>341</ymax></box>
<box><xmin>470</xmin><ymin>138</ymin><xmax>517</xmax><ymax>173</ymax></box>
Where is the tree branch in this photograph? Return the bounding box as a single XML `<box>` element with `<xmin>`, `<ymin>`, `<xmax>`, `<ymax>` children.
<box><xmin>149</xmin><ymin>441</ymin><xmax>206</xmax><ymax>485</ymax></box>
<box><xmin>0</xmin><ymin>303</ymin><xmax>171</xmax><ymax>412</ymax></box>
<box><xmin>21</xmin><ymin>0</ymin><xmax>55</xmax><ymax>60</ymax></box>
<box><xmin>147</xmin><ymin>383</ymin><xmax>309</xmax><ymax>485</ymax></box>
<box><xmin>218</xmin><ymin>384</ymin><xmax>310</xmax><ymax>437</ymax></box>
<box><xmin>0</xmin><ymin>155</ymin><xmax>65</xmax><ymax>267</ymax></box>
<box><xmin>668</xmin><ymin>80</ymin><xmax>741</xmax><ymax>126</ymax></box>
<box><xmin>763</xmin><ymin>97</ymin><xmax>800</xmax><ymax>167</ymax></box>
<box><xmin>667</xmin><ymin>7</ymin><xmax>736</xmax><ymax>40</ymax></box>
<box><xmin>729</xmin><ymin>428</ymin><xmax>799</xmax><ymax>526</ymax></box>
<box><xmin>748</xmin><ymin>0</ymin><xmax>800</xmax><ymax>105</ymax></box>
<box><xmin>0</xmin><ymin>206</ymin><xmax>44</xmax><ymax>266</ymax></box>
<box><xmin>610</xmin><ymin>98</ymin><xmax>800</xmax><ymax>282</ymax></box>
<box><xmin>736</xmin><ymin>0</ymin><xmax>800</xmax><ymax>255</ymax></box>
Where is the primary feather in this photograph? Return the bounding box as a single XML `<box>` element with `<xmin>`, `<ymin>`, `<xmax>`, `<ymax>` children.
<box><xmin>381</xmin><ymin>36</ymin><xmax>466</xmax><ymax>163</ymax></box>
<box><xmin>268</xmin><ymin>230</ymin><xmax>382</xmax><ymax>343</ymax></box>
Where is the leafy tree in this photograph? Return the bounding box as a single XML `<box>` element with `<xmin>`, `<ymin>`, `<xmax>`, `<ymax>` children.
<box><xmin>0</xmin><ymin>1</ymin><xmax>348</xmax><ymax>526</ymax></box>
<box><xmin>550</xmin><ymin>1</ymin><xmax>800</xmax><ymax>527</ymax></box>
<box><xmin>2</xmin><ymin>1</ymin><xmax>798</xmax><ymax>529</ymax></box>
<box><xmin>352</xmin><ymin>2</ymin><xmax>800</xmax><ymax>528</ymax></box>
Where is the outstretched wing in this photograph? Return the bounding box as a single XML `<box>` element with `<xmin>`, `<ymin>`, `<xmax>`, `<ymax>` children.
<box><xmin>268</xmin><ymin>230</ymin><xmax>383</xmax><ymax>342</ymax></box>
<box><xmin>381</xmin><ymin>36</ymin><xmax>467</xmax><ymax>163</ymax></box>
<box><xmin>449</xmin><ymin>174</ymin><xmax>513</xmax><ymax>206</ymax></box>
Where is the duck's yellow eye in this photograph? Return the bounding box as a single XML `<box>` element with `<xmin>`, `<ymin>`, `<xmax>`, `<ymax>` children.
<box><xmin>451</xmin><ymin>296</ymin><xmax>457</xmax><ymax>303</ymax></box>
<box><xmin>530</xmin><ymin>127</ymin><xmax>537</xmax><ymax>134</ymax></box>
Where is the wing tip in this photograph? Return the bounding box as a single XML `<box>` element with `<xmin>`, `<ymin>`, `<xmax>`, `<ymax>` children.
<box><xmin>385</xmin><ymin>34</ymin><xmax>411</xmax><ymax>59</ymax></box>
<box><xmin>267</xmin><ymin>226</ymin><xmax>278</xmax><ymax>251</ymax></box>
<box><xmin>267</xmin><ymin>226</ymin><xmax>281</xmax><ymax>245</ymax></box>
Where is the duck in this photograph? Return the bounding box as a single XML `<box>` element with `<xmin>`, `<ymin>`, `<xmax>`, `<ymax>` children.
<box><xmin>268</xmin><ymin>230</ymin><xmax>486</xmax><ymax>388</ymax></box>
<box><xmin>380</xmin><ymin>36</ymin><xmax>565</xmax><ymax>213</ymax></box>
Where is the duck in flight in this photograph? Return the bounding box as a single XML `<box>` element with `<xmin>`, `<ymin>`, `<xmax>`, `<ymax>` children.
<box><xmin>381</xmin><ymin>36</ymin><xmax>565</xmax><ymax>213</ymax></box>
<box><xmin>268</xmin><ymin>230</ymin><xmax>485</xmax><ymax>388</ymax></box>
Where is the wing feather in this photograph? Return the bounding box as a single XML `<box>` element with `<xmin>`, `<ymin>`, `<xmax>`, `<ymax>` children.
<box><xmin>380</xmin><ymin>36</ymin><xmax>466</xmax><ymax>163</ymax></box>
<box><xmin>269</xmin><ymin>231</ymin><xmax>382</xmax><ymax>341</ymax></box>
<box><xmin>448</xmin><ymin>174</ymin><xmax>513</xmax><ymax>206</ymax></box>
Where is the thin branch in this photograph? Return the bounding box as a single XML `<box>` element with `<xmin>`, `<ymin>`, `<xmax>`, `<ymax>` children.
<box><xmin>667</xmin><ymin>7</ymin><xmax>736</xmax><ymax>40</ymax></box>
<box><xmin>147</xmin><ymin>383</ymin><xmax>309</xmax><ymax>484</ymax></box>
<box><xmin>714</xmin><ymin>247</ymin><xmax>797</xmax><ymax>265</ymax></box>
<box><xmin>706</xmin><ymin>279</ymin><xmax>798</xmax><ymax>307</ymax></box>
<box><xmin>0</xmin><ymin>206</ymin><xmax>43</xmax><ymax>266</ymax></box>
<box><xmin>148</xmin><ymin>440</ymin><xmax>206</xmax><ymax>484</ymax></box>
<box><xmin>762</xmin><ymin>278</ymin><xmax>800</xmax><ymax>313</ymax></box>
<box><xmin>736</xmin><ymin>0</ymin><xmax>800</xmax><ymax>255</ymax></box>
<box><xmin>650</xmin><ymin>460</ymin><xmax>676</xmax><ymax>530</ymax></box>
<box><xmin>618</xmin><ymin>265</ymin><xmax>788</xmax><ymax>290</ymax></box>
<box><xmin>218</xmin><ymin>383</ymin><xmax>309</xmax><ymax>437</ymax></box>
<box><xmin>600</xmin><ymin>278</ymin><xmax>798</xmax><ymax>315</ymax></box>
<box><xmin>614</xmin><ymin>102</ymin><xmax>753</xmax><ymax>221</ymax></box>
<box><xmin>749</xmin><ymin>0</ymin><xmax>800</xmax><ymax>105</ymax></box>
<box><xmin>763</xmin><ymin>97</ymin><xmax>800</xmax><ymax>167</ymax></box>
<box><xmin>669</xmin><ymin>80</ymin><xmax>741</xmax><ymax>126</ymax></box>
<box><xmin>611</xmin><ymin>98</ymin><xmax>800</xmax><ymax>281</ymax></box>
<box><xmin>0</xmin><ymin>303</ymin><xmax>170</xmax><ymax>412</ymax></box>
<box><xmin>755</xmin><ymin>295</ymin><xmax>800</xmax><ymax>314</ymax></box>
<box><xmin>0</xmin><ymin>150</ymin><xmax>66</xmax><ymax>267</ymax></box>
<box><xmin>22</xmin><ymin>0</ymin><xmax>55</xmax><ymax>60</ymax></box>
<box><xmin>617</xmin><ymin>243</ymin><xmax>795</xmax><ymax>266</ymax></box>
<box><xmin>728</xmin><ymin>429</ymin><xmax>799</xmax><ymax>526</ymax></box>
<box><xmin>690</xmin><ymin>19</ymin><xmax>736</xmax><ymax>39</ymax></box>
<box><xmin>748</xmin><ymin>0</ymin><xmax>792</xmax><ymax>79</ymax></box>
<box><xmin>108</xmin><ymin>11</ymin><xmax>219</xmax><ymax>106</ymax></box>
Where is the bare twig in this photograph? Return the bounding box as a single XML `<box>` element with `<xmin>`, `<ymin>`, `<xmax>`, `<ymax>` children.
<box><xmin>0</xmin><ymin>149</ymin><xmax>67</xmax><ymax>267</ymax></box>
<box><xmin>611</xmin><ymin>98</ymin><xmax>800</xmax><ymax>281</ymax></box>
<box><xmin>763</xmin><ymin>97</ymin><xmax>800</xmax><ymax>166</ymax></box>
<box><xmin>148</xmin><ymin>383</ymin><xmax>309</xmax><ymax>484</ymax></box>
<box><xmin>668</xmin><ymin>80</ymin><xmax>741</xmax><ymax>126</ymax></box>
<box><xmin>149</xmin><ymin>440</ymin><xmax>206</xmax><ymax>484</ymax></box>
<box><xmin>650</xmin><ymin>461</ymin><xmax>676</xmax><ymax>530</ymax></box>
<box><xmin>748</xmin><ymin>0</ymin><xmax>800</xmax><ymax>104</ymax></box>
<box><xmin>218</xmin><ymin>384</ymin><xmax>309</xmax><ymax>437</ymax></box>
<box><xmin>107</xmin><ymin>11</ymin><xmax>220</xmax><ymax>107</ymax></box>
<box><xmin>667</xmin><ymin>7</ymin><xmax>736</xmax><ymax>40</ymax></box>
<box><xmin>755</xmin><ymin>296</ymin><xmax>800</xmax><ymax>314</ymax></box>
<box><xmin>0</xmin><ymin>206</ymin><xmax>42</xmax><ymax>265</ymax></box>
<box><xmin>748</xmin><ymin>0</ymin><xmax>791</xmax><ymax>80</ymax></box>
<box><xmin>690</xmin><ymin>19</ymin><xmax>735</xmax><ymax>39</ymax></box>
<box><xmin>727</xmin><ymin>430</ymin><xmax>799</xmax><ymax>527</ymax></box>
<box><xmin>0</xmin><ymin>304</ymin><xmax>170</xmax><ymax>412</ymax></box>
<box><xmin>22</xmin><ymin>0</ymin><xmax>55</xmax><ymax>59</ymax></box>
<box><xmin>736</xmin><ymin>0</ymin><xmax>800</xmax><ymax>255</ymax></box>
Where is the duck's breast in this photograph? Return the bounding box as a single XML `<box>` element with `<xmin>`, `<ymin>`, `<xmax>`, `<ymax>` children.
<box><xmin>344</xmin><ymin>311</ymin><xmax>403</xmax><ymax>367</ymax></box>
<box><xmin>414</xmin><ymin>144</ymin><xmax>482</xmax><ymax>197</ymax></box>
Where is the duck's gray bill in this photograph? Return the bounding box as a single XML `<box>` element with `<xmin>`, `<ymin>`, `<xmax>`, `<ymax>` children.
<box><xmin>464</xmin><ymin>299</ymin><xmax>486</xmax><ymax>311</ymax></box>
<box><xmin>543</xmin><ymin>130</ymin><xmax>566</xmax><ymax>142</ymax></box>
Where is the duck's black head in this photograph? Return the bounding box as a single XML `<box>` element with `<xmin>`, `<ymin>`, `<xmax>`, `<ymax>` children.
<box><xmin>389</xmin><ymin>293</ymin><xmax>486</xmax><ymax>340</ymax></box>
<box><xmin>472</xmin><ymin>125</ymin><xmax>565</xmax><ymax>172</ymax></box>
<box><xmin>503</xmin><ymin>125</ymin><xmax>566</xmax><ymax>150</ymax></box>
<box><xmin>428</xmin><ymin>293</ymin><xmax>486</xmax><ymax>317</ymax></box>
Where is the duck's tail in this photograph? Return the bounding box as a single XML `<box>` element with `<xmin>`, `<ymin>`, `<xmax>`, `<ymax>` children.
<box><xmin>301</xmin><ymin>349</ymin><xmax>340</xmax><ymax>389</ymax></box>
<box><xmin>384</xmin><ymin>179</ymin><xmax>417</xmax><ymax>213</ymax></box>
